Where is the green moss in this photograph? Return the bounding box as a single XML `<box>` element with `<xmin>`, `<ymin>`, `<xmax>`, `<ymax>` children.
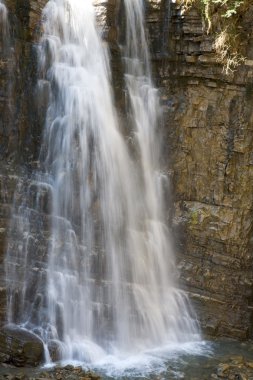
<box><xmin>189</xmin><ymin>209</ymin><xmax>199</xmax><ymax>225</ymax></box>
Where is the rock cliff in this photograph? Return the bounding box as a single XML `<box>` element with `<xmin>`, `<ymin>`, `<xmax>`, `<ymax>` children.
<box><xmin>158</xmin><ymin>2</ymin><xmax>253</xmax><ymax>339</ymax></box>
<box><xmin>0</xmin><ymin>0</ymin><xmax>253</xmax><ymax>341</ymax></box>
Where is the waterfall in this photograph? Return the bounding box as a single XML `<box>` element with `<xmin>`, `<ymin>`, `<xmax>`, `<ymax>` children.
<box><xmin>6</xmin><ymin>0</ymin><xmax>200</xmax><ymax>364</ymax></box>
<box><xmin>120</xmin><ymin>0</ymin><xmax>199</xmax><ymax>347</ymax></box>
<box><xmin>0</xmin><ymin>0</ymin><xmax>9</xmax><ymax>54</ymax></box>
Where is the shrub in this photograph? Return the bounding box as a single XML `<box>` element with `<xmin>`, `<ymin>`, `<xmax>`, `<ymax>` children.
<box><xmin>182</xmin><ymin>0</ymin><xmax>248</xmax><ymax>73</ymax></box>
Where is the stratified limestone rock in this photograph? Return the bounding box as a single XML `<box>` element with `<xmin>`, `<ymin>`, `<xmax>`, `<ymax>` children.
<box><xmin>0</xmin><ymin>325</ymin><xmax>44</xmax><ymax>367</ymax></box>
<box><xmin>157</xmin><ymin>3</ymin><xmax>253</xmax><ymax>339</ymax></box>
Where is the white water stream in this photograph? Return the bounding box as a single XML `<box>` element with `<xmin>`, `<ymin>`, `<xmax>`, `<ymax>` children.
<box><xmin>0</xmin><ymin>0</ymin><xmax>8</xmax><ymax>43</ymax></box>
<box><xmin>6</xmin><ymin>0</ymin><xmax>200</xmax><ymax>367</ymax></box>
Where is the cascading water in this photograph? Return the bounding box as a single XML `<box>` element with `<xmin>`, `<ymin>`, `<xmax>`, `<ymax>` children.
<box><xmin>0</xmin><ymin>0</ymin><xmax>9</xmax><ymax>50</ymax></box>
<box><xmin>6</xmin><ymin>0</ymin><xmax>200</xmax><ymax>366</ymax></box>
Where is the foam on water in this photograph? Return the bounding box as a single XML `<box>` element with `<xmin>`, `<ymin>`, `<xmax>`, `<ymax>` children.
<box><xmin>43</xmin><ymin>340</ymin><xmax>212</xmax><ymax>378</ymax></box>
<box><xmin>92</xmin><ymin>341</ymin><xmax>212</xmax><ymax>376</ymax></box>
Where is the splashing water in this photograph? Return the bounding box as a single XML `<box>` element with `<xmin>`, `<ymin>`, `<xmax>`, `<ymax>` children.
<box><xmin>6</xmin><ymin>0</ymin><xmax>200</xmax><ymax>367</ymax></box>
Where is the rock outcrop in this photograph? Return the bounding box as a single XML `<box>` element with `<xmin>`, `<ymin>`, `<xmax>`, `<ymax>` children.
<box><xmin>157</xmin><ymin>2</ymin><xmax>253</xmax><ymax>339</ymax></box>
<box><xmin>0</xmin><ymin>0</ymin><xmax>253</xmax><ymax>344</ymax></box>
<box><xmin>0</xmin><ymin>325</ymin><xmax>44</xmax><ymax>367</ymax></box>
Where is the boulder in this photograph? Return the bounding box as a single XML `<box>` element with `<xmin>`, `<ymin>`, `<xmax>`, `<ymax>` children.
<box><xmin>0</xmin><ymin>325</ymin><xmax>44</xmax><ymax>367</ymax></box>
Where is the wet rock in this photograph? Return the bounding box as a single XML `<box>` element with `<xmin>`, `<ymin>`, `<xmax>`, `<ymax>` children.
<box><xmin>0</xmin><ymin>325</ymin><xmax>44</xmax><ymax>367</ymax></box>
<box><xmin>1</xmin><ymin>367</ymin><xmax>73</xmax><ymax>380</ymax></box>
<box><xmin>237</xmin><ymin>374</ymin><xmax>248</xmax><ymax>380</ymax></box>
<box><xmin>48</xmin><ymin>340</ymin><xmax>62</xmax><ymax>362</ymax></box>
<box><xmin>40</xmin><ymin>367</ymin><xmax>101</xmax><ymax>380</ymax></box>
<box><xmin>231</xmin><ymin>356</ymin><xmax>245</xmax><ymax>365</ymax></box>
<box><xmin>217</xmin><ymin>363</ymin><xmax>230</xmax><ymax>377</ymax></box>
<box><xmin>63</xmin><ymin>365</ymin><xmax>74</xmax><ymax>371</ymax></box>
<box><xmin>214</xmin><ymin>356</ymin><xmax>253</xmax><ymax>380</ymax></box>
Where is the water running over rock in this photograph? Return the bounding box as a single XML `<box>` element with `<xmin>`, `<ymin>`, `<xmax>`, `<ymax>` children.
<box><xmin>5</xmin><ymin>0</ymin><xmax>200</xmax><ymax>364</ymax></box>
<box><xmin>0</xmin><ymin>0</ymin><xmax>9</xmax><ymax>53</ymax></box>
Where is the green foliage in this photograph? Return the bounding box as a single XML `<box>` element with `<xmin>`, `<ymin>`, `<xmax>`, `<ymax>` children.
<box><xmin>204</xmin><ymin>0</ymin><xmax>244</xmax><ymax>18</ymax></box>
<box><xmin>193</xmin><ymin>0</ymin><xmax>244</xmax><ymax>25</ymax></box>
<box><xmin>184</xmin><ymin>0</ymin><xmax>247</xmax><ymax>73</ymax></box>
<box><xmin>189</xmin><ymin>210</ymin><xmax>199</xmax><ymax>225</ymax></box>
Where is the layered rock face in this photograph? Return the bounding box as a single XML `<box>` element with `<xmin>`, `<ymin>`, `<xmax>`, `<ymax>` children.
<box><xmin>0</xmin><ymin>0</ymin><xmax>48</xmax><ymax>326</ymax></box>
<box><xmin>0</xmin><ymin>0</ymin><xmax>253</xmax><ymax>342</ymax></box>
<box><xmin>155</xmin><ymin>3</ymin><xmax>253</xmax><ymax>338</ymax></box>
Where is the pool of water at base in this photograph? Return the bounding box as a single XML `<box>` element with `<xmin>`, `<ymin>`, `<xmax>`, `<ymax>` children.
<box><xmin>87</xmin><ymin>339</ymin><xmax>253</xmax><ymax>379</ymax></box>
<box><xmin>1</xmin><ymin>339</ymin><xmax>253</xmax><ymax>379</ymax></box>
